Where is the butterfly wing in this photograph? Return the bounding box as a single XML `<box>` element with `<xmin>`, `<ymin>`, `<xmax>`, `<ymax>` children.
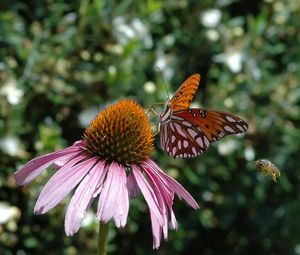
<box><xmin>160</xmin><ymin>119</ymin><xmax>209</xmax><ymax>158</ymax></box>
<box><xmin>170</xmin><ymin>74</ymin><xmax>201</xmax><ymax>111</ymax></box>
<box><xmin>160</xmin><ymin>108</ymin><xmax>248</xmax><ymax>158</ymax></box>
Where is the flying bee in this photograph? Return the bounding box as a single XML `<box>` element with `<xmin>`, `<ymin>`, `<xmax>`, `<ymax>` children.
<box><xmin>255</xmin><ymin>159</ymin><xmax>281</xmax><ymax>182</ymax></box>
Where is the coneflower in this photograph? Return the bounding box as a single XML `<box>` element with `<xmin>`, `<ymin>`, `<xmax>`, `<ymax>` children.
<box><xmin>14</xmin><ymin>99</ymin><xmax>199</xmax><ymax>250</ymax></box>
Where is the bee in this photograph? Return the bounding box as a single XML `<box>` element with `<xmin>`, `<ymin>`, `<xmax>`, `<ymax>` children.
<box><xmin>255</xmin><ymin>159</ymin><xmax>281</xmax><ymax>182</ymax></box>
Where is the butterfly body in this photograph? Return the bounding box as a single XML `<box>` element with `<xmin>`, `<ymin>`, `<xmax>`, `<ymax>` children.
<box><xmin>159</xmin><ymin>74</ymin><xmax>248</xmax><ymax>158</ymax></box>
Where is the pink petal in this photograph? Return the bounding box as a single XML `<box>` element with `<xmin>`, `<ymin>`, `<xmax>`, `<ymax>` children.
<box><xmin>143</xmin><ymin>167</ymin><xmax>173</xmax><ymax>208</ymax></box>
<box><xmin>113</xmin><ymin>170</ymin><xmax>129</xmax><ymax>228</ymax></box>
<box><xmin>53</xmin><ymin>142</ymin><xmax>85</xmax><ymax>170</ymax></box>
<box><xmin>97</xmin><ymin>163</ymin><xmax>124</xmax><ymax>223</ymax></box>
<box><xmin>143</xmin><ymin>159</ymin><xmax>199</xmax><ymax>209</ymax></box>
<box><xmin>14</xmin><ymin>141</ymin><xmax>83</xmax><ymax>185</ymax></box>
<box><xmin>127</xmin><ymin>172</ymin><xmax>140</xmax><ymax>198</ymax></box>
<box><xmin>132</xmin><ymin>165</ymin><xmax>164</xmax><ymax>226</ymax></box>
<box><xmin>34</xmin><ymin>156</ymin><xmax>96</xmax><ymax>214</ymax></box>
<box><xmin>143</xmin><ymin>168</ymin><xmax>170</xmax><ymax>240</ymax></box>
<box><xmin>143</xmin><ymin>169</ymin><xmax>166</xmax><ymax>209</ymax></box>
<box><xmin>170</xmin><ymin>210</ymin><xmax>178</xmax><ymax>229</ymax></box>
<box><xmin>65</xmin><ymin>161</ymin><xmax>106</xmax><ymax>236</ymax></box>
<box><xmin>150</xmin><ymin>210</ymin><xmax>162</xmax><ymax>249</ymax></box>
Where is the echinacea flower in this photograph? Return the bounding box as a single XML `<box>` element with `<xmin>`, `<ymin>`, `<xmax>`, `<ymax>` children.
<box><xmin>14</xmin><ymin>99</ymin><xmax>199</xmax><ymax>248</ymax></box>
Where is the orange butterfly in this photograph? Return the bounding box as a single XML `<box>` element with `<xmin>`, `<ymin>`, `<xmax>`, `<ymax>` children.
<box><xmin>159</xmin><ymin>74</ymin><xmax>248</xmax><ymax>158</ymax></box>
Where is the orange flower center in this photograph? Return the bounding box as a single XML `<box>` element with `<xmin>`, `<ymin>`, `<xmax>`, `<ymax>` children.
<box><xmin>83</xmin><ymin>99</ymin><xmax>154</xmax><ymax>165</ymax></box>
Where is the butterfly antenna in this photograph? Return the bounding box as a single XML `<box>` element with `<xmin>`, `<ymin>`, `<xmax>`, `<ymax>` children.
<box><xmin>156</xmin><ymin>66</ymin><xmax>170</xmax><ymax>101</ymax></box>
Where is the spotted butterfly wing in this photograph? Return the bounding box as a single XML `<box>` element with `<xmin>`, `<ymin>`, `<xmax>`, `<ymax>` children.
<box><xmin>159</xmin><ymin>73</ymin><xmax>248</xmax><ymax>158</ymax></box>
<box><xmin>160</xmin><ymin>109</ymin><xmax>248</xmax><ymax>158</ymax></box>
<box><xmin>170</xmin><ymin>73</ymin><xmax>201</xmax><ymax>111</ymax></box>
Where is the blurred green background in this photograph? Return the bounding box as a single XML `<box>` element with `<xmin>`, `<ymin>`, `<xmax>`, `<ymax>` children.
<box><xmin>1</xmin><ymin>0</ymin><xmax>300</xmax><ymax>254</ymax></box>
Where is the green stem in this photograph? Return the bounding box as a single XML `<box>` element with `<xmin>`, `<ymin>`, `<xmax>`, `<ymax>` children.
<box><xmin>97</xmin><ymin>221</ymin><xmax>110</xmax><ymax>255</ymax></box>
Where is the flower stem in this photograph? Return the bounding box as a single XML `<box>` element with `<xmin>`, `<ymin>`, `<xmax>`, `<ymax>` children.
<box><xmin>97</xmin><ymin>221</ymin><xmax>110</xmax><ymax>255</ymax></box>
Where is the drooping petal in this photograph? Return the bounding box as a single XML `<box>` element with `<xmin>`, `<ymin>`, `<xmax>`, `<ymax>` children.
<box><xmin>143</xmin><ymin>167</ymin><xmax>171</xmax><ymax>240</ymax></box>
<box><xmin>143</xmin><ymin>159</ymin><xmax>199</xmax><ymax>209</ymax></box>
<box><xmin>97</xmin><ymin>163</ymin><xmax>124</xmax><ymax>223</ymax></box>
<box><xmin>113</xmin><ymin>169</ymin><xmax>129</xmax><ymax>228</ymax></box>
<box><xmin>65</xmin><ymin>160</ymin><xmax>106</xmax><ymax>236</ymax></box>
<box><xmin>170</xmin><ymin>210</ymin><xmax>178</xmax><ymax>230</ymax></box>
<box><xmin>14</xmin><ymin>141</ymin><xmax>83</xmax><ymax>185</ymax></box>
<box><xmin>131</xmin><ymin>165</ymin><xmax>164</xmax><ymax>226</ymax></box>
<box><xmin>34</xmin><ymin>156</ymin><xmax>97</xmax><ymax>214</ymax></box>
<box><xmin>127</xmin><ymin>172</ymin><xmax>140</xmax><ymax>198</ymax></box>
<box><xmin>150</xmin><ymin>210</ymin><xmax>162</xmax><ymax>249</ymax></box>
<box><xmin>143</xmin><ymin>166</ymin><xmax>174</xmax><ymax>209</ymax></box>
<box><xmin>143</xmin><ymin>169</ymin><xmax>166</xmax><ymax>210</ymax></box>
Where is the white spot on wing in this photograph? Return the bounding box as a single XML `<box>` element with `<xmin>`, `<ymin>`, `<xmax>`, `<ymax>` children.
<box><xmin>171</xmin><ymin>115</ymin><xmax>185</xmax><ymax>121</ymax></box>
<box><xmin>178</xmin><ymin>140</ymin><xmax>182</xmax><ymax>150</ymax></box>
<box><xmin>188</xmin><ymin>128</ymin><xmax>198</xmax><ymax>139</ymax></box>
<box><xmin>165</xmin><ymin>139</ymin><xmax>169</xmax><ymax>150</ymax></box>
<box><xmin>171</xmin><ymin>135</ymin><xmax>176</xmax><ymax>143</ymax></box>
<box><xmin>170</xmin><ymin>123</ymin><xmax>175</xmax><ymax>132</ymax></box>
<box><xmin>182</xmin><ymin>121</ymin><xmax>192</xmax><ymax>127</ymax></box>
<box><xmin>192</xmin><ymin>147</ymin><xmax>197</xmax><ymax>155</ymax></box>
<box><xmin>226</xmin><ymin>116</ymin><xmax>236</xmax><ymax>122</ymax></box>
<box><xmin>236</xmin><ymin>125</ymin><xmax>244</xmax><ymax>132</ymax></box>
<box><xmin>196</xmin><ymin>137</ymin><xmax>203</xmax><ymax>147</ymax></box>
<box><xmin>204</xmin><ymin>136</ymin><xmax>210</xmax><ymax>147</ymax></box>
<box><xmin>172</xmin><ymin>147</ymin><xmax>177</xmax><ymax>156</ymax></box>
<box><xmin>183</xmin><ymin>140</ymin><xmax>189</xmax><ymax>148</ymax></box>
<box><xmin>174</xmin><ymin>123</ymin><xmax>187</xmax><ymax>138</ymax></box>
<box><xmin>163</xmin><ymin>126</ymin><xmax>168</xmax><ymax>146</ymax></box>
<box><xmin>224</xmin><ymin>126</ymin><xmax>235</xmax><ymax>133</ymax></box>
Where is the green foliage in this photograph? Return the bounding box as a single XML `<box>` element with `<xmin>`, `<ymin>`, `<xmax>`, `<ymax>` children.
<box><xmin>1</xmin><ymin>0</ymin><xmax>300</xmax><ymax>254</ymax></box>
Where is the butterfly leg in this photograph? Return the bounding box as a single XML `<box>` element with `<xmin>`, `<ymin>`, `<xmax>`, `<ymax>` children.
<box><xmin>147</xmin><ymin>107</ymin><xmax>159</xmax><ymax>116</ymax></box>
<box><xmin>150</xmin><ymin>122</ymin><xmax>160</xmax><ymax>136</ymax></box>
<box><xmin>151</xmin><ymin>127</ymin><xmax>160</xmax><ymax>136</ymax></box>
<box><xmin>146</xmin><ymin>102</ymin><xmax>165</xmax><ymax>117</ymax></box>
<box><xmin>147</xmin><ymin>103</ymin><xmax>164</xmax><ymax>136</ymax></box>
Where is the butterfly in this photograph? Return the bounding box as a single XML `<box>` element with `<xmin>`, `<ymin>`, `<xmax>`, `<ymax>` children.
<box><xmin>159</xmin><ymin>73</ymin><xmax>248</xmax><ymax>158</ymax></box>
